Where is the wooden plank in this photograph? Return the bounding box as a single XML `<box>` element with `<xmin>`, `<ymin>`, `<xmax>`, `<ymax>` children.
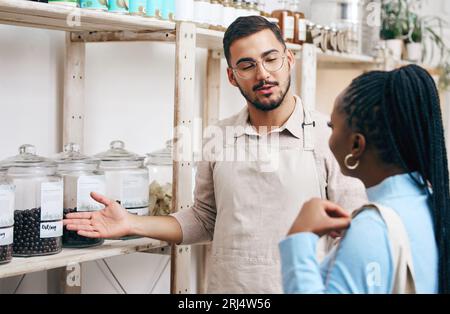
<box><xmin>63</xmin><ymin>32</ymin><xmax>85</xmax><ymax>149</ymax></box>
<box><xmin>196</xmin><ymin>49</ymin><xmax>222</xmax><ymax>294</ymax></box>
<box><xmin>70</xmin><ymin>30</ymin><xmax>176</xmax><ymax>43</ymax></box>
<box><xmin>171</xmin><ymin>21</ymin><xmax>196</xmax><ymax>294</ymax></box>
<box><xmin>0</xmin><ymin>0</ymin><xmax>176</xmax><ymax>32</ymax></box>
<box><xmin>301</xmin><ymin>44</ymin><xmax>317</xmax><ymax>110</ymax></box>
<box><xmin>0</xmin><ymin>238</ymin><xmax>168</xmax><ymax>279</ymax></box>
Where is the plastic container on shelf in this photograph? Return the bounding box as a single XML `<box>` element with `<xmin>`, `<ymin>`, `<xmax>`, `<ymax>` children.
<box><xmin>2</xmin><ymin>145</ymin><xmax>63</xmax><ymax>257</ymax></box>
<box><xmin>222</xmin><ymin>0</ymin><xmax>237</xmax><ymax>29</ymax></box>
<box><xmin>160</xmin><ymin>0</ymin><xmax>175</xmax><ymax>20</ymax></box>
<box><xmin>194</xmin><ymin>0</ymin><xmax>212</xmax><ymax>27</ymax></box>
<box><xmin>209</xmin><ymin>0</ymin><xmax>224</xmax><ymax>30</ymax></box>
<box><xmin>79</xmin><ymin>0</ymin><xmax>108</xmax><ymax>11</ymax></box>
<box><xmin>47</xmin><ymin>0</ymin><xmax>78</xmax><ymax>6</ymax></box>
<box><xmin>174</xmin><ymin>0</ymin><xmax>194</xmax><ymax>22</ymax></box>
<box><xmin>108</xmin><ymin>0</ymin><xmax>129</xmax><ymax>14</ymax></box>
<box><xmin>0</xmin><ymin>167</ymin><xmax>14</xmax><ymax>264</ymax></box>
<box><xmin>128</xmin><ymin>0</ymin><xmax>147</xmax><ymax>15</ymax></box>
<box><xmin>95</xmin><ymin>140</ymin><xmax>149</xmax><ymax>217</ymax></box>
<box><xmin>55</xmin><ymin>143</ymin><xmax>106</xmax><ymax>248</ymax></box>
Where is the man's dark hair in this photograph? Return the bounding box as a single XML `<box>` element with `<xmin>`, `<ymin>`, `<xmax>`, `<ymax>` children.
<box><xmin>223</xmin><ymin>16</ymin><xmax>286</xmax><ymax>67</ymax></box>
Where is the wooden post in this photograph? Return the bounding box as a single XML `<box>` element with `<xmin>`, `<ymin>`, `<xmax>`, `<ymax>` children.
<box><xmin>197</xmin><ymin>49</ymin><xmax>222</xmax><ymax>294</ymax></box>
<box><xmin>171</xmin><ymin>21</ymin><xmax>196</xmax><ymax>294</ymax></box>
<box><xmin>301</xmin><ymin>44</ymin><xmax>317</xmax><ymax>111</ymax></box>
<box><xmin>63</xmin><ymin>32</ymin><xmax>85</xmax><ymax>149</ymax></box>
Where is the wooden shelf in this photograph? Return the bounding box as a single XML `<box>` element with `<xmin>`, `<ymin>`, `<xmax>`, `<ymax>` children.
<box><xmin>0</xmin><ymin>238</ymin><xmax>168</xmax><ymax>279</ymax></box>
<box><xmin>0</xmin><ymin>0</ymin><xmax>378</xmax><ymax>65</ymax></box>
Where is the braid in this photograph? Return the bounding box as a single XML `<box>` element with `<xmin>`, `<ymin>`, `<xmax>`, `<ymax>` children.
<box><xmin>341</xmin><ymin>64</ymin><xmax>450</xmax><ymax>293</ymax></box>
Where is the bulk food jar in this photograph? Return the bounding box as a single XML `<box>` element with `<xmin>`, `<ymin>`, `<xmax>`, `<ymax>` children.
<box><xmin>0</xmin><ymin>167</ymin><xmax>14</xmax><ymax>264</ymax></box>
<box><xmin>2</xmin><ymin>145</ymin><xmax>63</xmax><ymax>257</ymax></box>
<box><xmin>95</xmin><ymin>141</ymin><xmax>149</xmax><ymax>217</ymax></box>
<box><xmin>146</xmin><ymin>140</ymin><xmax>173</xmax><ymax>216</ymax></box>
<box><xmin>55</xmin><ymin>143</ymin><xmax>106</xmax><ymax>248</ymax></box>
<box><xmin>146</xmin><ymin>140</ymin><xmax>196</xmax><ymax>216</ymax></box>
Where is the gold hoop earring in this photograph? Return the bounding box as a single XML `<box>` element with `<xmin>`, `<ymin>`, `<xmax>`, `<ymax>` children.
<box><xmin>344</xmin><ymin>154</ymin><xmax>360</xmax><ymax>170</ymax></box>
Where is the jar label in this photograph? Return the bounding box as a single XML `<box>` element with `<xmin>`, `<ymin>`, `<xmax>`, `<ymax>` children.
<box><xmin>128</xmin><ymin>207</ymin><xmax>150</xmax><ymax>216</ymax></box>
<box><xmin>120</xmin><ymin>173</ymin><xmax>149</xmax><ymax>210</ymax></box>
<box><xmin>40</xmin><ymin>221</ymin><xmax>63</xmax><ymax>238</ymax></box>
<box><xmin>41</xmin><ymin>182</ymin><xmax>64</xmax><ymax>221</ymax></box>
<box><xmin>298</xmin><ymin>19</ymin><xmax>307</xmax><ymax>41</ymax></box>
<box><xmin>285</xmin><ymin>16</ymin><xmax>295</xmax><ymax>40</ymax></box>
<box><xmin>0</xmin><ymin>226</ymin><xmax>13</xmax><ymax>246</ymax></box>
<box><xmin>0</xmin><ymin>185</ymin><xmax>14</xmax><ymax>227</ymax></box>
<box><xmin>77</xmin><ymin>176</ymin><xmax>106</xmax><ymax>212</ymax></box>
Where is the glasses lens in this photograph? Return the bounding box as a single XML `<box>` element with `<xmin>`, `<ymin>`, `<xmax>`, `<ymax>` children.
<box><xmin>263</xmin><ymin>54</ymin><xmax>284</xmax><ymax>72</ymax></box>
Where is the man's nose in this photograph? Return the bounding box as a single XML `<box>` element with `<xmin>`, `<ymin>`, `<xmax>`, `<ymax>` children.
<box><xmin>255</xmin><ymin>62</ymin><xmax>270</xmax><ymax>81</ymax></box>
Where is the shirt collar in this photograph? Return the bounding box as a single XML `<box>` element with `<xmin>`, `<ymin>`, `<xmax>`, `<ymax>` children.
<box><xmin>366</xmin><ymin>172</ymin><xmax>428</xmax><ymax>203</ymax></box>
<box><xmin>233</xmin><ymin>95</ymin><xmax>304</xmax><ymax>139</ymax></box>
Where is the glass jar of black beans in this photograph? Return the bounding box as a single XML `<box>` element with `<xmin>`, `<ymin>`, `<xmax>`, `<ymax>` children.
<box><xmin>55</xmin><ymin>143</ymin><xmax>105</xmax><ymax>248</ymax></box>
<box><xmin>1</xmin><ymin>145</ymin><xmax>64</xmax><ymax>257</ymax></box>
<box><xmin>0</xmin><ymin>168</ymin><xmax>15</xmax><ymax>264</ymax></box>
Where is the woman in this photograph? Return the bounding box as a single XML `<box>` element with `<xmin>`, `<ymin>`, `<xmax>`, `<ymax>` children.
<box><xmin>280</xmin><ymin>64</ymin><xmax>449</xmax><ymax>294</ymax></box>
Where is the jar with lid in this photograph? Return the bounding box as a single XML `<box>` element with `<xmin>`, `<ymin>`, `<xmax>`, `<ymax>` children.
<box><xmin>146</xmin><ymin>0</ymin><xmax>161</xmax><ymax>18</ymax></box>
<box><xmin>1</xmin><ymin>145</ymin><xmax>63</xmax><ymax>257</ymax></box>
<box><xmin>0</xmin><ymin>167</ymin><xmax>14</xmax><ymax>264</ymax></box>
<box><xmin>209</xmin><ymin>0</ymin><xmax>224</xmax><ymax>30</ymax></box>
<box><xmin>95</xmin><ymin>140</ymin><xmax>149</xmax><ymax>217</ymax></box>
<box><xmin>161</xmin><ymin>0</ymin><xmax>175</xmax><ymax>21</ymax></box>
<box><xmin>55</xmin><ymin>143</ymin><xmax>106</xmax><ymax>248</ymax></box>
<box><xmin>222</xmin><ymin>0</ymin><xmax>236</xmax><ymax>29</ymax></box>
<box><xmin>271</xmin><ymin>0</ymin><xmax>295</xmax><ymax>43</ymax></box>
<box><xmin>146</xmin><ymin>140</ymin><xmax>173</xmax><ymax>216</ymax></box>
<box><xmin>174</xmin><ymin>0</ymin><xmax>194</xmax><ymax>22</ymax></box>
<box><xmin>194</xmin><ymin>0</ymin><xmax>211</xmax><ymax>28</ymax></box>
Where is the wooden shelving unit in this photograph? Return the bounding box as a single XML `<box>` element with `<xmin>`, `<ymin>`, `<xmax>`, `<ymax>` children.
<box><xmin>1</xmin><ymin>0</ymin><xmax>438</xmax><ymax>294</ymax></box>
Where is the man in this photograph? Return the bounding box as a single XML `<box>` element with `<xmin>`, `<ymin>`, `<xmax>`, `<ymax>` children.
<box><xmin>64</xmin><ymin>16</ymin><xmax>366</xmax><ymax>293</ymax></box>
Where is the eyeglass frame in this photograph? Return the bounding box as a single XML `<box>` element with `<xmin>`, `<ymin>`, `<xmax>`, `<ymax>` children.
<box><xmin>230</xmin><ymin>49</ymin><xmax>288</xmax><ymax>80</ymax></box>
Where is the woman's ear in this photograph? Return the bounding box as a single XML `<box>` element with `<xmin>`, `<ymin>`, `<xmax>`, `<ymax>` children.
<box><xmin>351</xmin><ymin>133</ymin><xmax>366</xmax><ymax>159</ymax></box>
<box><xmin>227</xmin><ymin>67</ymin><xmax>238</xmax><ymax>87</ymax></box>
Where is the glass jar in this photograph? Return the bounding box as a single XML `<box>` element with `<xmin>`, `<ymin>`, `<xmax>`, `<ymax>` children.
<box><xmin>222</xmin><ymin>0</ymin><xmax>236</xmax><ymax>28</ymax></box>
<box><xmin>209</xmin><ymin>0</ymin><xmax>224</xmax><ymax>30</ymax></box>
<box><xmin>55</xmin><ymin>143</ymin><xmax>106</xmax><ymax>248</ymax></box>
<box><xmin>174</xmin><ymin>0</ymin><xmax>194</xmax><ymax>22</ymax></box>
<box><xmin>146</xmin><ymin>0</ymin><xmax>161</xmax><ymax>18</ymax></box>
<box><xmin>146</xmin><ymin>140</ymin><xmax>173</xmax><ymax>216</ymax></box>
<box><xmin>95</xmin><ymin>141</ymin><xmax>149</xmax><ymax>217</ymax></box>
<box><xmin>128</xmin><ymin>0</ymin><xmax>146</xmax><ymax>16</ymax></box>
<box><xmin>234</xmin><ymin>0</ymin><xmax>247</xmax><ymax>18</ymax></box>
<box><xmin>0</xmin><ymin>167</ymin><xmax>14</xmax><ymax>264</ymax></box>
<box><xmin>2</xmin><ymin>145</ymin><xmax>63</xmax><ymax>257</ymax></box>
<box><xmin>271</xmin><ymin>0</ymin><xmax>295</xmax><ymax>43</ymax></box>
<box><xmin>194</xmin><ymin>0</ymin><xmax>211</xmax><ymax>27</ymax></box>
<box><xmin>161</xmin><ymin>0</ymin><xmax>175</xmax><ymax>20</ymax></box>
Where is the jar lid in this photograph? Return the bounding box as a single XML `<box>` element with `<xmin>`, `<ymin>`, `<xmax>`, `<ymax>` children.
<box><xmin>55</xmin><ymin>143</ymin><xmax>98</xmax><ymax>165</ymax></box>
<box><xmin>95</xmin><ymin>140</ymin><xmax>145</xmax><ymax>162</ymax></box>
<box><xmin>0</xmin><ymin>144</ymin><xmax>55</xmax><ymax>168</ymax></box>
<box><xmin>146</xmin><ymin>140</ymin><xmax>173</xmax><ymax>166</ymax></box>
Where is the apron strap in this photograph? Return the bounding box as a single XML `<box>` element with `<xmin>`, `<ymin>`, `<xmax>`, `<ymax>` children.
<box><xmin>301</xmin><ymin>103</ymin><xmax>315</xmax><ymax>151</ymax></box>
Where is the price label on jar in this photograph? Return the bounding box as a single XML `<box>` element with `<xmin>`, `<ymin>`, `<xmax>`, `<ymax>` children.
<box><xmin>40</xmin><ymin>221</ymin><xmax>63</xmax><ymax>238</ymax></box>
<box><xmin>298</xmin><ymin>19</ymin><xmax>307</xmax><ymax>41</ymax></box>
<box><xmin>0</xmin><ymin>185</ymin><xmax>14</xmax><ymax>227</ymax></box>
<box><xmin>0</xmin><ymin>226</ymin><xmax>13</xmax><ymax>246</ymax></box>
<box><xmin>41</xmin><ymin>182</ymin><xmax>64</xmax><ymax>221</ymax></box>
<box><xmin>120</xmin><ymin>173</ymin><xmax>149</xmax><ymax>210</ymax></box>
<box><xmin>77</xmin><ymin>175</ymin><xmax>106</xmax><ymax>212</ymax></box>
<box><xmin>285</xmin><ymin>16</ymin><xmax>295</xmax><ymax>40</ymax></box>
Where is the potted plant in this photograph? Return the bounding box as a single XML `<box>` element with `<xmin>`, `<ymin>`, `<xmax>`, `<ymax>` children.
<box><xmin>381</xmin><ymin>0</ymin><xmax>409</xmax><ymax>60</ymax></box>
<box><xmin>405</xmin><ymin>12</ymin><xmax>423</xmax><ymax>62</ymax></box>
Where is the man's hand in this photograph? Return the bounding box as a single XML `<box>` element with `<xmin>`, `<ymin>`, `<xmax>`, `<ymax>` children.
<box><xmin>288</xmin><ymin>198</ymin><xmax>351</xmax><ymax>237</ymax></box>
<box><xmin>63</xmin><ymin>192</ymin><xmax>134</xmax><ymax>239</ymax></box>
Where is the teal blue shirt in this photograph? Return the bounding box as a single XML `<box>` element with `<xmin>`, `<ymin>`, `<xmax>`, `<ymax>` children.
<box><xmin>279</xmin><ymin>173</ymin><xmax>438</xmax><ymax>293</ymax></box>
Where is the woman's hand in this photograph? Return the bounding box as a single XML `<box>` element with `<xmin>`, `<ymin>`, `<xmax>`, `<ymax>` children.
<box><xmin>63</xmin><ymin>192</ymin><xmax>134</xmax><ymax>239</ymax></box>
<box><xmin>288</xmin><ymin>198</ymin><xmax>352</xmax><ymax>237</ymax></box>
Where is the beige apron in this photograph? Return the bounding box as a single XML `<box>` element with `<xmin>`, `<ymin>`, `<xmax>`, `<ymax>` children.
<box><xmin>207</xmin><ymin>107</ymin><xmax>322</xmax><ymax>293</ymax></box>
<box><xmin>329</xmin><ymin>204</ymin><xmax>417</xmax><ymax>294</ymax></box>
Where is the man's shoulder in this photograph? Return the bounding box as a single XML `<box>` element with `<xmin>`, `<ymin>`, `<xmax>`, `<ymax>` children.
<box><xmin>214</xmin><ymin>107</ymin><xmax>248</xmax><ymax>129</ymax></box>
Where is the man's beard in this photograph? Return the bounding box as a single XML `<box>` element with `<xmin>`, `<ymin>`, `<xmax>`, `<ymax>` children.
<box><xmin>237</xmin><ymin>76</ymin><xmax>291</xmax><ymax>112</ymax></box>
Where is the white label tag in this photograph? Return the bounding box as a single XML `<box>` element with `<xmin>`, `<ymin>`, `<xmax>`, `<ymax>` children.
<box><xmin>285</xmin><ymin>16</ymin><xmax>295</xmax><ymax>40</ymax></box>
<box><xmin>0</xmin><ymin>185</ymin><xmax>14</xmax><ymax>227</ymax></box>
<box><xmin>0</xmin><ymin>226</ymin><xmax>13</xmax><ymax>246</ymax></box>
<box><xmin>120</xmin><ymin>173</ymin><xmax>149</xmax><ymax>210</ymax></box>
<box><xmin>127</xmin><ymin>207</ymin><xmax>149</xmax><ymax>216</ymax></box>
<box><xmin>298</xmin><ymin>19</ymin><xmax>307</xmax><ymax>41</ymax></box>
<box><xmin>40</xmin><ymin>221</ymin><xmax>63</xmax><ymax>238</ymax></box>
<box><xmin>41</xmin><ymin>182</ymin><xmax>64</xmax><ymax>221</ymax></box>
<box><xmin>77</xmin><ymin>175</ymin><xmax>106</xmax><ymax>212</ymax></box>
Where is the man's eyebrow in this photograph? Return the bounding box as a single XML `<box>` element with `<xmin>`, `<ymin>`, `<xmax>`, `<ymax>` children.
<box><xmin>235</xmin><ymin>49</ymin><xmax>280</xmax><ymax>66</ymax></box>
